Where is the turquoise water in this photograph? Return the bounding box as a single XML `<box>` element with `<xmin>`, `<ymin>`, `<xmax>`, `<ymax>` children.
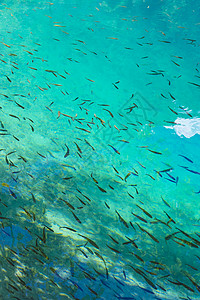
<box><xmin>0</xmin><ymin>0</ymin><xmax>200</xmax><ymax>299</ymax></box>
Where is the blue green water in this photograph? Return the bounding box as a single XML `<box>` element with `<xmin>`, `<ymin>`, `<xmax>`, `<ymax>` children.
<box><xmin>0</xmin><ymin>0</ymin><xmax>200</xmax><ymax>299</ymax></box>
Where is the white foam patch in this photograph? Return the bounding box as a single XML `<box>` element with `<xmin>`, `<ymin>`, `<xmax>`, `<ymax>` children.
<box><xmin>164</xmin><ymin>117</ymin><xmax>200</xmax><ymax>138</ymax></box>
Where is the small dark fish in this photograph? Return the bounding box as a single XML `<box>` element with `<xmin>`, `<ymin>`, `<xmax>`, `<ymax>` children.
<box><xmin>77</xmin><ymin>152</ymin><xmax>82</xmax><ymax>158</ymax></box>
<box><xmin>184</xmin><ymin>273</ymin><xmax>200</xmax><ymax>292</ymax></box>
<box><xmin>164</xmin><ymin>120</ymin><xmax>178</xmax><ymax>124</ymax></box>
<box><xmin>91</xmin><ymin>173</ymin><xmax>98</xmax><ymax>184</ymax></box>
<box><xmin>172</xmin><ymin>55</ymin><xmax>183</xmax><ymax>59</ymax></box>
<box><xmin>169</xmin><ymin>92</ymin><xmax>176</xmax><ymax>100</ymax></box>
<box><xmin>157</xmin><ymin>168</ymin><xmax>174</xmax><ymax>174</ymax></box>
<box><xmin>146</xmin><ymin>173</ymin><xmax>156</xmax><ymax>180</ymax></box>
<box><xmin>78</xmin><ymin>234</ymin><xmax>99</xmax><ymax>249</ymax></box>
<box><xmin>145</xmin><ymin>231</ymin><xmax>159</xmax><ymax>243</ymax></box>
<box><xmin>87</xmin><ymin>286</ymin><xmax>98</xmax><ymax>296</ymax></box>
<box><xmin>44</xmin><ymin>225</ymin><xmax>54</xmax><ymax>232</ymax></box>
<box><xmin>5</xmin><ymin>75</ymin><xmax>11</xmax><ymax>82</ymax></box>
<box><xmin>112</xmin><ymin>165</ymin><xmax>119</xmax><ymax>174</ymax></box>
<box><xmin>125</xmin><ymin>172</ymin><xmax>132</xmax><ymax>182</ymax></box>
<box><xmin>159</xmin><ymin>40</ymin><xmax>171</xmax><ymax>43</ymax></box>
<box><xmin>106</xmin><ymin>244</ymin><xmax>121</xmax><ymax>253</ymax></box>
<box><xmin>188</xmin><ymin>82</ymin><xmax>200</xmax><ymax>88</ymax></box>
<box><xmin>108</xmin><ymin>234</ymin><xmax>119</xmax><ymax>244</ymax></box>
<box><xmin>108</xmin><ymin>144</ymin><xmax>120</xmax><ymax>154</ymax></box>
<box><xmin>123</xmin><ymin>270</ymin><xmax>126</xmax><ymax>280</ymax></box>
<box><xmin>112</xmin><ymin>83</ymin><xmax>119</xmax><ymax>89</ymax></box>
<box><xmin>161</xmin><ymin>196</ymin><xmax>171</xmax><ymax>207</ymax></box>
<box><xmin>194</xmin><ymin>190</ymin><xmax>200</xmax><ymax>194</ymax></box>
<box><xmin>147</xmin><ymin>72</ymin><xmax>163</xmax><ymax>76</ymax></box>
<box><xmin>63</xmin><ymin>176</ymin><xmax>73</xmax><ymax>180</ymax></box>
<box><xmin>171</xmin><ymin>60</ymin><xmax>180</xmax><ymax>66</ymax></box>
<box><xmin>43</xmin><ymin>227</ymin><xmax>46</xmax><ymax>243</ymax></box>
<box><xmin>30</xmin><ymin>192</ymin><xmax>36</xmax><ymax>203</ymax></box>
<box><xmin>175</xmin><ymin>227</ymin><xmax>200</xmax><ymax>246</ymax></box>
<box><xmin>7</xmin><ymin>150</ymin><xmax>16</xmax><ymax>156</ymax></box>
<box><xmin>174</xmin><ymin>237</ymin><xmax>198</xmax><ymax>248</ymax></box>
<box><xmin>142</xmin><ymin>275</ymin><xmax>157</xmax><ymax>289</ymax></box>
<box><xmin>137</xmin><ymin>223</ymin><xmax>159</xmax><ymax>243</ymax></box>
<box><xmin>137</xmin><ymin>161</ymin><xmax>146</xmax><ymax>168</ymax></box>
<box><xmin>164</xmin><ymin>177</ymin><xmax>177</xmax><ymax>184</ymax></box>
<box><xmin>134</xmin><ymin>186</ymin><xmax>139</xmax><ymax>194</ymax></box>
<box><xmin>94</xmin><ymin>251</ymin><xmax>106</xmax><ymax>265</ymax></box>
<box><xmin>185</xmin><ymin>264</ymin><xmax>198</xmax><ymax>271</ymax></box>
<box><xmin>0</xmin><ymin>216</ymin><xmax>10</xmax><ymax>220</ymax></box>
<box><xmin>127</xmin><ymin>192</ymin><xmax>134</xmax><ymax>199</ymax></box>
<box><xmin>105</xmin><ymin>202</ymin><xmax>110</xmax><ymax>209</ymax></box>
<box><xmin>130</xmin><ymin>252</ymin><xmax>144</xmax><ymax>262</ymax></box>
<box><xmin>9</xmin><ymin>188</ymin><xmax>17</xmax><ymax>199</ymax></box>
<box><xmin>76</xmin><ymin>126</ymin><xmax>91</xmax><ymax>133</ymax></box>
<box><xmin>74</xmin><ymin>142</ymin><xmax>82</xmax><ymax>153</ymax></box>
<box><xmin>84</xmin><ymin>139</ymin><xmax>95</xmax><ymax>150</ymax></box>
<box><xmin>124</xmin><ymin>47</ymin><xmax>133</xmax><ymax>50</ymax></box>
<box><xmin>30</xmin><ymin>124</ymin><xmax>34</xmax><ymax>132</ymax></box>
<box><xmin>100</xmin><ymin>279</ymin><xmax>110</xmax><ymax>289</ymax></box>
<box><xmin>9</xmin><ymin>114</ymin><xmax>20</xmax><ymax>121</ymax></box>
<box><xmin>132</xmin><ymin>212</ymin><xmax>147</xmax><ymax>223</ymax></box>
<box><xmin>178</xmin><ymin>154</ymin><xmax>193</xmax><ymax>163</ymax></box>
<box><xmin>96</xmin><ymin>185</ymin><xmax>107</xmax><ymax>193</ymax></box>
<box><xmin>165</xmin><ymin>172</ymin><xmax>176</xmax><ymax>181</ymax></box>
<box><xmin>64</xmin><ymin>144</ymin><xmax>69</xmax><ymax>157</ymax></box>
<box><xmin>161</xmin><ymin>93</ymin><xmax>168</xmax><ymax>99</ymax></box>
<box><xmin>60</xmin><ymin>198</ymin><xmax>75</xmax><ymax>210</ymax></box>
<box><xmin>103</xmin><ymin>108</ymin><xmax>114</xmax><ymax>117</ymax></box>
<box><xmin>186</xmin><ymin>168</ymin><xmax>200</xmax><ymax>175</ymax></box>
<box><xmin>76</xmin><ymin>196</ymin><xmax>86</xmax><ymax>205</ymax></box>
<box><xmin>68</xmin><ymin>279</ymin><xmax>83</xmax><ymax>293</ymax></box>
<box><xmin>37</xmin><ymin>152</ymin><xmax>46</xmax><ymax>158</ymax></box>
<box><xmin>168</xmin><ymin>280</ymin><xmax>194</xmax><ymax>292</ymax></box>
<box><xmin>165</xmin><ymin>232</ymin><xmax>179</xmax><ymax>241</ymax></box>
<box><xmin>147</xmin><ymin>149</ymin><xmax>162</xmax><ymax>155</ymax></box>
<box><xmin>71</xmin><ymin>211</ymin><xmax>81</xmax><ymax>224</ymax></box>
<box><xmin>123</xmin><ymin>236</ymin><xmax>138</xmax><ymax>248</ymax></box>
<box><xmin>136</xmin><ymin>204</ymin><xmax>152</xmax><ymax>218</ymax></box>
<box><xmin>0</xmin><ymin>93</ymin><xmax>9</xmax><ymax>98</ymax></box>
<box><xmin>179</xmin><ymin>106</ymin><xmax>192</xmax><ymax>117</ymax></box>
<box><xmin>77</xmin><ymin>248</ymin><xmax>88</xmax><ymax>258</ymax></box>
<box><xmin>15</xmin><ymin>101</ymin><xmax>24</xmax><ymax>109</ymax></box>
<box><xmin>139</xmin><ymin>286</ymin><xmax>154</xmax><ymax>294</ymax></box>
<box><xmin>113</xmin><ymin>275</ymin><xmax>125</xmax><ymax>286</ymax></box>
<box><xmin>157</xmin><ymin>284</ymin><xmax>166</xmax><ymax>292</ymax></box>
<box><xmin>20</xmin><ymin>206</ymin><xmax>32</xmax><ymax>219</ymax></box>
<box><xmin>130</xmin><ymin>222</ymin><xmax>136</xmax><ymax>230</ymax></box>
<box><xmin>0</xmin><ymin>133</ymin><xmax>10</xmax><ymax>136</ymax></box>
<box><xmin>8</xmin><ymin>283</ymin><xmax>18</xmax><ymax>290</ymax></box>
<box><xmin>76</xmin><ymin>189</ymin><xmax>91</xmax><ymax>201</ymax></box>
<box><xmin>168</xmin><ymin>106</ymin><xmax>178</xmax><ymax>115</ymax></box>
<box><xmin>27</xmin><ymin>118</ymin><xmax>34</xmax><ymax>123</ymax></box>
<box><xmin>164</xmin><ymin>211</ymin><xmax>176</xmax><ymax>224</ymax></box>
<box><xmin>60</xmin><ymin>226</ymin><xmax>77</xmax><ymax>232</ymax></box>
<box><xmin>18</xmin><ymin>155</ymin><xmax>27</xmax><ymax>162</ymax></box>
<box><xmin>116</xmin><ymin>210</ymin><xmax>129</xmax><ymax>228</ymax></box>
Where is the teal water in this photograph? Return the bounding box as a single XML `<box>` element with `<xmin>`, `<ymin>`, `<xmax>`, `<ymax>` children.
<box><xmin>0</xmin><ymin>0</ymin><xmax>200</xmax><ymax>299</ymax></box>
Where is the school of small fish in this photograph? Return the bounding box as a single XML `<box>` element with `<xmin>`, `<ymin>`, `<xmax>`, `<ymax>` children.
<box><xmin>0</xmin><ymin>1</ymin><xmax>200</xmax><ymax>300</ymax></box>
